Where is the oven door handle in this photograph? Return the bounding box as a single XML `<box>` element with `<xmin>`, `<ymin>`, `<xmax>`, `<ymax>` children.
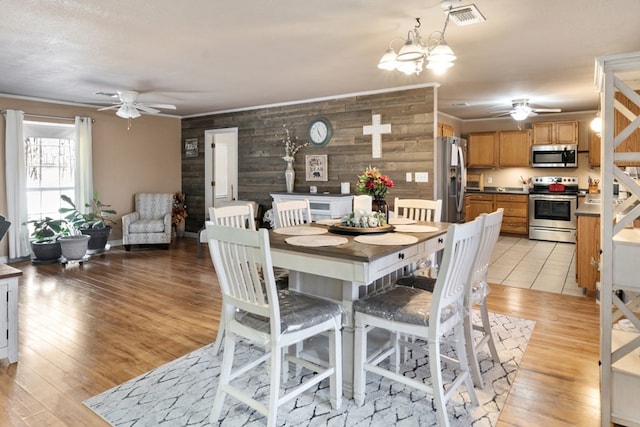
<box><xmin>529</xmin><ymin>194</ymin><xmax>577</xmax><ymax>201</ymax></box>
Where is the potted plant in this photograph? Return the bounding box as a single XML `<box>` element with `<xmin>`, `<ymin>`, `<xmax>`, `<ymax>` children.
<box><xmin>24</xmin><ymin>217</ymin><xmax>69</xmax><ymax>264</ymax></box>
<box><xmin>59</xmin><ymin>190</ymin><xmax>117</xmax><ymax>252</ymax></box>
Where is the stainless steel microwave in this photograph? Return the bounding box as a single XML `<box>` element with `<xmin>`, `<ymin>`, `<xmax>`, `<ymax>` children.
<box><xmin>531</xmin><ymin>144</ymin><xmax>578</xmax><ymax>168</ymax></box>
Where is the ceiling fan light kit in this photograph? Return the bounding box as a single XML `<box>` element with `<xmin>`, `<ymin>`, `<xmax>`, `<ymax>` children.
<box><xmin>506</xmin><ymin>98</ymin><xmax>561</xmax><ymax>121</ymax></box>
<box><xmin>95</xmin><ymin>90</ymin><xmax>176</xmax><ymax>124</ymax></box>
<box><xmin>377</xmin><ymin>1</ymin><xmax>484</xmax><ymax>76</ymax></box>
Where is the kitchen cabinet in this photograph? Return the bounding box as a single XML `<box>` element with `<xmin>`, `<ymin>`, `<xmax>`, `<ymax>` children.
<box><xmin>588</xmin><ymin>128</ymin><xmax>601</xmax><ymax>167</ymax></box>
<box><xmin>532</xmin><ymin>121</ymin><xmax>578</xmax><ymax>145</ymax></box>
<box><xmin>495</xmin><ymin>194</ymin><xmax>528</xmax><ymax>234</ymax></box>
<box><xmin>465</xmin><ymin>194</ymin><xmax>493</xmax><ymax>221</ymax></box>
<box><xmin>575</xmin><ymin>213</ymin><xmax>600</xmax><ymax>294</ymax></box>
<box><xmin>467</xmin><ymin>132</ymin><xmax>497</xmax><ymax>168</ymax></box>
<box><xmin>437</xmin><ymin>123</ymin><xmax>454</xmax><ymax>137</ymax></box>
<box><xmin>498</xmin><ymin>130</ymin><xmax>531</xmax><ymax>167</ymax></box>
<box><xmin>465</xmin><ymin>193</ymin><xmax>528</xmax><ymax>235</ymax></box>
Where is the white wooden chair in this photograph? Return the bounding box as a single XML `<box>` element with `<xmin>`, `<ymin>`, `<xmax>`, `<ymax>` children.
<box><xmin>207</xmin><ymin>225</ymin><xmax>342</xmax><ymax>427</ymax></box>
<box><xmin>353</xmin><ymin>219</ymin><xmax>483</xmax><ymax>427</ymax></box>
<box><xmin>393</xmin><ymin>197</ymin><xmax>442</xmax><ymax>222</ymax></box>
<box><xmin>464</xmin><ymin>208</ymin><xmax>503</xmax><ymax>388</ymax></box>
<box><xmin>197</xmin><ymin>200</ymin><xmax>259</xmax><ymax>257</ymax></box>
<box><xmin>272</xmin><ymin>199</ymin><xmax>312</xmax><ymax>228</ymax></box>
<box><xmin>207</xmin><ymin>204</ymin><xmax>256</xmax><ymax>355</ymax></box>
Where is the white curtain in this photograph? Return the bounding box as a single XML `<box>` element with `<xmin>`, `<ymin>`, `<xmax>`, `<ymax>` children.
<box><xmin>74</xmin><ymin>117</ymin><xmax>93</xmax><ymax>213</ymax></box>
<box><xmin>4</xmin><ymin>110</ymin><xmax>31</xmax><ymax>260</ymax></box>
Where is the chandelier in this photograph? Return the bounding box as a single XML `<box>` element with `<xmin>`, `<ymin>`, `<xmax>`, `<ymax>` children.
<box><xmin>378</xmin><ymin>2</ymin><xmax>485</xmax><ymax>76</ymax></box>
<box><xmin>378</xmin><ymin>13</ymin><xmax>456</xmax><ymax>76</ymax></box>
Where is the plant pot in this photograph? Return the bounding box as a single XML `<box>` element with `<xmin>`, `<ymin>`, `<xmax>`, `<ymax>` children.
<box><xmin>59</xmin><ymin>235</ymin><xmax>90</xmax><ymax>261</ymax></box>
<box><xmin>80</xmin><ymin>226</ymin><xmax>111</xmax><ymax>251</ymax></box>
<box><xmin>30</xmin><ymin>241</ymin><xmax>62</xmax><ymax>264</ymax></box>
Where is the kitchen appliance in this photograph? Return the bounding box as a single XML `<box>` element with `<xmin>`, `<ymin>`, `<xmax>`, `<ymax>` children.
<box><xmin>436</xmin><ymin>136</ymin><xmax>466</xmax><ymax>223</ymax></box>
<box><xmin>528</xmin><ymin>176</ymin><xmax>579</xmax><ymax>243</ymax></box>
<box><xmin>531</xmin><ymin>144</ymin><xmax>578</xmax><ymax>168</ymax></box>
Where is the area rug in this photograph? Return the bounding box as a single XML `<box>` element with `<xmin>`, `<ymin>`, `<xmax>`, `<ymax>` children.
<box><xmin>85</xmin><ymin>311</ymin><xmax>535</xmax><ymax>427</ymax></box>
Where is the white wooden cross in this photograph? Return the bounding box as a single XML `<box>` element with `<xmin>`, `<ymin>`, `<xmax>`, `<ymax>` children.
<box><xmin>363</xmin><ymin>114</ymin><xmax>391</xmax><ymax>159</ymax></box>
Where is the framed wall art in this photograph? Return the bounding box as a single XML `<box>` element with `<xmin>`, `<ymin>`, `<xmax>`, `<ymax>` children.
<box><xmin>305</xmin><ymin>154</ymin><xmax>328</xmax><ymax>181</ymax></box>
<box><xmin>184</xmin><ymin>138</ymin><xmax>198</xmax><ymax>157</ymax></box>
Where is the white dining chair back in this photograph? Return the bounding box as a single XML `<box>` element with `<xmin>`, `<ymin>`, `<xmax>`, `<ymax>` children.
<box><xmin>464</xmin><ymin>208</ymin><xmax>503</xmax><ymax>388</ymax></box>
<box><xmin>353</xmin><ymin>194</ymin><xmax>372</xmax><ymax>213</ymax></box>
<box><xmin>353</xmin><ymin>218</ymin><xmax>483</xmax><ymax>427</ymax></box>
<box><xmin>272</xmin><ymin>199</ymin><xmax>312</xmax><ymax>228</ymax></box>
<box><xmin>394</xmin><ymin>198</ymin><xmax>442</xmax><ymax>222</ymax></box>
<box><xmin>207</xmin><ymin>225</ymin><xmax>342</xmax><ymax>427</ymax></box>
<box><xmin>209</xmin><ymin>204</ymin><xmax>256</xmax><ymax>231</ymax></box>
<box><xmin>206</xmin><ymin>203</ymin><xmax>257</xmax><ymax>355</ymax></box>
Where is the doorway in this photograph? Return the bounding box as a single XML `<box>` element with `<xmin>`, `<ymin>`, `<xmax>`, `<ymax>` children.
<box><xmin>204</xmin><ymin>128</ymin><xmax>238</xmax><ymax>215</ymax></box>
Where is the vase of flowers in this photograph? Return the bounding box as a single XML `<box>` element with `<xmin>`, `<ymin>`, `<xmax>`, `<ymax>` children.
<box><xmin>172</xmin><ymin>192</ymin><xmax>188</xmax><ymax>237</ymax></box>
<box><xmin>280</xmin><ymin>124</ymin><xmax>308</xmax><ymax>193</ymax></box>
<box><xmin>356</xmin><ymin>166</ymin><xmax>395</xmax><ymax>221</ymax></box>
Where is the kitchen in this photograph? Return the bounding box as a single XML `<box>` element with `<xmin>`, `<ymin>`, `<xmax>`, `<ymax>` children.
<box><xmin>440</xmin><ymin>111</ymin><xmax>604</xmax><ymax>296</ymax></box>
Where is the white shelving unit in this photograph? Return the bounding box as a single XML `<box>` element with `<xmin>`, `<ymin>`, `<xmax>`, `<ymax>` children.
<box><xmin>596</xmin><ymin>51</ymin><xmax>640</xmax><ymax>427</ymax></box>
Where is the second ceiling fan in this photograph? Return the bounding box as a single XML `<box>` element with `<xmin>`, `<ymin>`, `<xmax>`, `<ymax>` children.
<box><xmin>504</xmin><ymin>98</ymin><xmax>561</xmax><ymax>121</ymax></box>
<box><xmin>95</xmin><ymin>90</ymin><xmax>176</xmax><ymax>119</ymax></box>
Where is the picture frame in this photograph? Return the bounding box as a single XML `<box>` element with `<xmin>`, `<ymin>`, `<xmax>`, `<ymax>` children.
<box><xmin>184</xmin><ymin>138</ymin><xmax>198</xmax><ymax>158</ymax></box>
<box><xmin>305</xmin><ymin>154</ymin><xmax>328</xmax><ymax>181</ymax></box>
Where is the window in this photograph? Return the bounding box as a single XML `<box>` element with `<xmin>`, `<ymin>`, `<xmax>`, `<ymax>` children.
<box><xmin>23</xmin><ymin>121</ymin><xmax>76</xmax><ymax>225</ymax></box>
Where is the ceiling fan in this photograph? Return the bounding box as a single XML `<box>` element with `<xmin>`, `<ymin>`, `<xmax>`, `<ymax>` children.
<box><xmin>503</xmin><ymin>98</ymin><xmax>561</xmax><ymax>121</ymax></box>
<box><xmin>95</xmin><ymin>90</ymin><xmax>176</xmax><ymax>119</ymax></box>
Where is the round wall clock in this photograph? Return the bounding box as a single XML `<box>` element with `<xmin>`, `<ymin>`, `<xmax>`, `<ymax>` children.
<box><xmin>307</xmin><ymin>117</ymin><xmax>332</xmax><ymax>148</ymax></box>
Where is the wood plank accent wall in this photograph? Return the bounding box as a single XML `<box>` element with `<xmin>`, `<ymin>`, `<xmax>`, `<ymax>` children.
<box><xmin>181</xmin><ymin>86</ymin><xmax>436</xmax><ymax>231</ymax></box>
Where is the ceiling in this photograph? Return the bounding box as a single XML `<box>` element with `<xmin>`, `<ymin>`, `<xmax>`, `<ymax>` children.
<box><xmin>2</xmin><ymin>0</ymin><xmax>640</xmax><ymax>120</ymax></box>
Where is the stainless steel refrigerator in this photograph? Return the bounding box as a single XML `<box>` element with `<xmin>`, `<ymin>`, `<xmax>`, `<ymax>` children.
<box><xmin>436</xmin><ymin>136</ymin><xmax>466</xmax><ymax>223</ymax></box>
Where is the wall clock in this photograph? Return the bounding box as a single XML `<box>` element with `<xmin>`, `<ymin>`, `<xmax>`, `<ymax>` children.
<box><xmin>307</xmin><ymin>117</ymin><xmax>332</xmax><ymax>148</ymax></box>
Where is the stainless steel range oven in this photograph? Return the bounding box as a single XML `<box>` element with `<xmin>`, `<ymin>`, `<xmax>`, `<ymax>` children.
<box><xmin>528</xmin><ymin>176</ymin><xmax>579</xmax><ymax>243</ymax></box>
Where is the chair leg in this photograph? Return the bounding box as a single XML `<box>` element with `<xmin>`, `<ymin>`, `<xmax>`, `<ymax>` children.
<box><xmin>267</xmin><ymin>345</ymin><xmax>282</xmax><ymax>427</ymax></box>
<box><xmin>429</xmin><ymin>337</ymin><xmax>450</xmax><ymax>427</ymax></box>
<box><xmin>210</xmin><ymin>334</ymin><xmax>234</xmax><ymax>423</ymax></box>
<box><xmin>480</xmin><ymin>300</ymin><xmax>500</xmax><ymax>363</ymax></box>
<box><xmin>212</xmin><ymin>316</ymin><xmax>225</xmax><ymax>355</ymax></box>
<box><xmin>464</xmin><ymin>310</ymin><xmax>484</xmax><ymax>389</ymax></box>
<box><xmin>353</xmin><ymin>316</ymin><xmax>367</xmax><ymax>406</ymax></box>
<box><xmin>454</xmin><ymin>323</ymin><xmax>479</xmax><ymax>407</ymax></box>
<box><xmin>329</xmin><ymin>327</ymin><xmax>342</xmax><ymax>410</ymax></box>
<box><xmin>124</xmin><ymin>244</ymin><xmax>131</xmax><ymax>251</ymax></box>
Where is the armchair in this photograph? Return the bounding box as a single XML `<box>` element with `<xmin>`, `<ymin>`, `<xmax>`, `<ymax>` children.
<box><xmin>122</xmin><ymin>193</ymin><xmax>173</xmax><ymax>251</ymax></box>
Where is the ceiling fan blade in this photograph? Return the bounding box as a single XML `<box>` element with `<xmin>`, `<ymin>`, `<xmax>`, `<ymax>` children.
<box><xmin>96</xmin><ymin>91</ymin><xmax>119</xmax><ymax>98</ymax></box>
<box><xmin>532</xmin><ymin>108</ymin><xmax>562</xmax><ymax>113</ymax></box>
<box><xmin>135</xmin><ymin>104</ymin><xmax>160</xmax><ymax>114</ymax></box>
<box><xmin>143</xmin><ymin>103</ymin><xmax>177</xmax><ymax>110</ymax></box>
<box><xmin>97</xmin><ymin>105</ymin><xmax>120</xmax><ymax>111</ymax></box>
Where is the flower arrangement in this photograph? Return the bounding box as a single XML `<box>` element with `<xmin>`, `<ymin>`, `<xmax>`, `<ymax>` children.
<box><xmin>355</xmin><ymin>166</ymin><xmax>395</xmax><ymax>198</ymax></box>
<box><xmin>341</xmin><ymin>210</ymin><xmax>387</xmax><ymax>228</ymax></box>
<box><xmin>172</xmin><ymin>192</ymin><xmax>188</xmax><ymax>225</ymax></box>
<box><xmin>281</xmin><ymin>124</ymin><xmax>308</xmax><ymax>162</ymax></box>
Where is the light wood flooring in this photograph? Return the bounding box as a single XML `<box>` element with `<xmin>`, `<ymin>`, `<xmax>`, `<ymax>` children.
<box><xmin>0</xmin><ymin>238</ymin><xmax>600</xmax><ymax>426</ymax></box>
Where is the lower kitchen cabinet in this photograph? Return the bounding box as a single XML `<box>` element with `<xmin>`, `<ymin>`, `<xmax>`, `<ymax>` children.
<box><xmin>576</xmin><ymin>214</ymin><xmax>600</xmax><ymax>296</ymax></box>
<box><xmin>466</xmin><ymin>193</ymin><xmax>528</xmax><ymax>235</ymax></box>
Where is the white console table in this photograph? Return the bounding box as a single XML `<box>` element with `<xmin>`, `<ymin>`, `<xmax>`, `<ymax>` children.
<box><xmin>0</xmin><ymin>264</ymin><xmax>21</xmax><ymax>363</ymax></box>
<box><xmin>270</xmin><ymin>192</ymin><xmax>354</xmax><ymax>221</ymax></box>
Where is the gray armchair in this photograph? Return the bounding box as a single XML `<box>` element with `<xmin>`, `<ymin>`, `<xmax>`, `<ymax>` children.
<box><xmin>122</xmin><ymin>193</ymin><xmax>173</xmax><ymax>251</ymax></box>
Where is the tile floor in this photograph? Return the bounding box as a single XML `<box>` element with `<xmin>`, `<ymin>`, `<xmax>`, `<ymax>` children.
<box><xmin>487</xmin><ymin>236</ymin><xmax>585</xmax><ymax>296</ymax></box>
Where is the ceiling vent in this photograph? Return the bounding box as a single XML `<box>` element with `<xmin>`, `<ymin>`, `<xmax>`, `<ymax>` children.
<box><xmin>448</xmin><ymin>4</ymin><xmax>486</xmax><ymax>26</ymax></box>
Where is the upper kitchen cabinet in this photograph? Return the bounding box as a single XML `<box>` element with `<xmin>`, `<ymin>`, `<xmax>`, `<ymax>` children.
<box><xmin>589</xmin><ymin>128</ymin><xmax>601</xmax><ymax>167</ymax></box>
<box><xmin>532</xmin><ymin>121</ymin><xmax>578</xmax><ymax>145</ymax></box>
<box><xmin>498</xmin><ymin>130</ymin><xmax>531</xmax><ymax>167</ymax></box>
<box><xmin>438</xmin><ymin>123</ymin><xmax>455</xmax><ymax>137</ymax></box>
<box><xmin>467</xmin><ymin>132</ymin><xmax>497</xmax><ymax>168</ymax></box>
<box><xmin>467</xmin><ymin>130</ymin><xmax>530</xmax><ymax>168</ymax></box>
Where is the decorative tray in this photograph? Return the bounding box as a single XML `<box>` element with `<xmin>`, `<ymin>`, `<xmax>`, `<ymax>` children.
<box><xmin>329</xmin><ymin>224</ymin><xmax>395</xmax><ymax>235</ymax></box>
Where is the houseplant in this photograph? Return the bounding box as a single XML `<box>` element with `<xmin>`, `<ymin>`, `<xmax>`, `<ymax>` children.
<box><xmin>59</xmin><ymin>190</ymin><xmax>117</xmax><ymax>252</ymax></box>
<box><xmin>25</xmin><ymin>217</ymin><xmax>69</xmax><ymax>263</ymax></box>
<box><xmin>355</xmin><ymin>166</ymin><xmax>395</xmax><ymax>221</ymax></box>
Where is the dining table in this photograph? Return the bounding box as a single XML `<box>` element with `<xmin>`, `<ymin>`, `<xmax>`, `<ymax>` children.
<box><xmin>268</xmin><ymin>220</ymin><xmax>451</xmax><ymax>398</ymax></box>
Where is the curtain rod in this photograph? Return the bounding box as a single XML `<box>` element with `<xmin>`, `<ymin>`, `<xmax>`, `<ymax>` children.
<box><xmin>1</xmin><ymin>110</ymin><xmax>94</xmax><ymax>122</ymax></box>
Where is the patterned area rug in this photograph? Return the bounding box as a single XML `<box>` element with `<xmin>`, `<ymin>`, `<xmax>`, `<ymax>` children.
<box><xmin>85</xmin><ymin>311</ymin><xmax>534</xmax><ymax>426</ymax></box>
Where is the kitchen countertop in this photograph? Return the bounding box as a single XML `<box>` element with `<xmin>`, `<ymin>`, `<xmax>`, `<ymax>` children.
<box><xmin>576</xmin><ymin>195</ymin><xmax>601</xmax><ymax>216</ymax></box>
